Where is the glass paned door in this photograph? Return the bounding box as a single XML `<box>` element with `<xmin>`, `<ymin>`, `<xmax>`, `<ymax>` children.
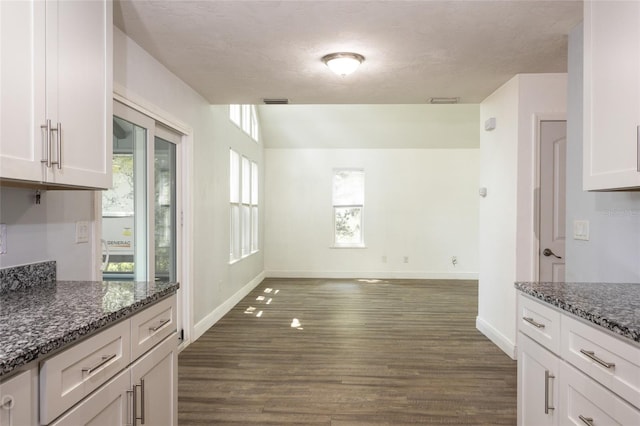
<box><xmin>154</xmin><ymin>136</ymin><xmax>177</xmax><ymax>282</ymax></box>
<box><xmin>102</xmin><ymin>116</ymin><xmax>147</xmax><ymax>281</ymax></box>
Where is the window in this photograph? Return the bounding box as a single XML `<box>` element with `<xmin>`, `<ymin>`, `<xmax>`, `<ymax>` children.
<box><xmin>332</xmin><ymin>169</ymin><xmax>365</xmax><ymax>247</ymax></box>
<box><xmin>229</xmin><ymin>104</ymin><xmax>259</xmax><ymax>142</ymax></box>
<box><xmin>230</xmin><ymin>149</ymin><xmax>259</xmax><ymax>262</ymax></box>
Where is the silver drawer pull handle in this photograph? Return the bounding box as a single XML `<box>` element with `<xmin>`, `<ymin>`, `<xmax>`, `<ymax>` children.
<box><xmin>544</xmin><ymin>370</ymin><xmax>555</xmax><ymax>414</ymax></box>
<box><xmin>149</xmin><ymin>318</ymin><xmax>170</xmax><ymax>332</ymax></box>
<box><xmin>580</xmin><ymin>349</ymin><xmax>615</xmax><ymax>369</ymax></box>
<box><xmin>579</xmin><ymin>415</ymin><xmax>594</xmax><ymax>426</ymax></box>
<box><xmin>523</xmin><ymin>317</ymin><xmax>545</xmax><ymax>328</ymax></box>
<box><xmin>82</xmin><ymin>353</ymin><xmax>117</xmax><ymax>375</ymax></box>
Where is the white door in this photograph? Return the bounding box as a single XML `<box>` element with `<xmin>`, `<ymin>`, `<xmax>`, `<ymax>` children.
<box><xmin>0</xmin><ymin>0</ymin><xmax>45</xmax><ymax>182</ymax></box>
<box><xmin>539</xmin><ymin>121</ymin><xmax>566</xmax><ymax>283</ymax></box>
<box><xmin>518</xmin><ymin>334</ymin><xmax>559</xmax><ymax>426</ymax></box>
<box><xmin>130</xmin><ymin>335</ymin><xmax>178</xmax><ymax>426</ymax></box>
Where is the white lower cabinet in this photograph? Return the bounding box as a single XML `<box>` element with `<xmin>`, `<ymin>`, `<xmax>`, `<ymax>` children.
<box><xmin>130</xmin><ymin>333</ymin><xmax>178</xmax><ymax>426</ymax></box>
<box><xmin>559</xmin><ymin>362</ymin><xmax>640</xmax><ymax>426</ymax></box>
<box><xmin>50</xmin><ymin>369</ymin><xmax>129</xmax><ymax>426</ymax></box>
<box><xmin>518</xmin><ymin>294</ymin><xmax>640</xmax><ymax>426</ymax></box>
<box><xmin>38</xmin><ymin>295</ymin><xmax>177</xmax><ymax>425</ymax></box>
<box><xmin>0</xmin><ymin>368</ymin><xmax>37</xmax><ymax>426</ymax></box>
<box><xmin>518</xmin><ymin>334</ymin><xmax>559</xmax><ymax>426</ymax></box>
<box><xmin>51</xmin><ymin>334</ymin><xmax>177</xmax><ymax>426</ymax></box>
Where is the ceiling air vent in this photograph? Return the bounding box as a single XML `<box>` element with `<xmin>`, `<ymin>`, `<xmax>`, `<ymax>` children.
<box><xmin>428</xmin><ymin>97</ymin><xmax>459</xmax><ymax>104</ymax></box>
<box><xmin>263</xmin><ymin>98</ymin><xmax>289</xmax><ymax>105</ymax></box>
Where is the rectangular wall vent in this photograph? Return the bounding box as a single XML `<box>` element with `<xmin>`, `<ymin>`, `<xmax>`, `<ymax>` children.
<box><xmin>428</xmin><ymin>97</ymin><xmax>459</xmax><ymax>104</ymax></box>
<box><xmin>263</xmin><ymin>98</ymin><xmax>289</xmax><ymax>105</ymax></box>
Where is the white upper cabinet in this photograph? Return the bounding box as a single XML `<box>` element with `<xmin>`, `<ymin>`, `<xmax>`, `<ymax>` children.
<box><xmin>0</xmin><ymin>0</ymin><xmax>112</xmax><ymax>189</ymax></box>
<box><xmin>583</xmin><ymin>0</ymin><xmax>640</xmax><ymax>190</ymax></box>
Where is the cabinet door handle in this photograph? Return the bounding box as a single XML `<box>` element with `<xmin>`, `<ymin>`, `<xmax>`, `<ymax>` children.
<box><xmin>51</xmin><ymin>122</ymin><xmax>62</xmax><ymax>170</ymax></box>
<box><xmin>544</xmin><ymin>370</ymin><xmax>555</xmax><ymax>414</ymax></box>
<box><xmin>149</xmin><ymin>318</ymin><xmax>171</xmax><ymax>332</ymax></box>
<box><xmin>523</xmin><ymin>317</ymin><xmax>545</xmax><ymax>328</ymax></box>
<box><xmin>580</xmin><ymin>349</ymin><xmax>615</xmax><ymax>369</ymax></box>
<box><xmin>579</xmin><ymin>415</ymin><xmax>595</xmax><ymax>426</ymax></box>
<box><xmin>40</xmin><ymin>119</ymin><xmax>52</xmax><ymax>168</ymax></box>
<box><xmin>82</xmin><ymin>353</ymin><xmax>117</xmax><ymax>375</ymax></box>
<box><xmin>140</xmin><ymin>378</ymin><xmax>146</xmax><ymax>424</ymax></box>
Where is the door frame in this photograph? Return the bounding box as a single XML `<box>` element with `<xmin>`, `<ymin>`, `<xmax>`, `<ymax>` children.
<box><xmin>532</xmin><ymin>113</ymin><xmax>567</xmax><ymax>282</ymax></box>
<box><xmin>93</xmin><ymin>90</ymin><xmax>194</xmax><ymax>351</ymax></box>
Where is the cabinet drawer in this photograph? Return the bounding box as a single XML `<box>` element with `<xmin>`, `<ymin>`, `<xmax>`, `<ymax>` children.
<box><xmin>40</xmin><ymin>319</ymin><xmax>130</xmax><ymax>424</ymax></box>
<box><xmin>518</xmin><ymin>294</ymin><xmax>561</xmax><ymax>354</ymax></box>
<box><xmin>0</xmin><ymin>368</ymin><xmax>35</xmax><ymax>426</ymax></box>
<box><xmin>560</xmin><ymin>362</ymin><xmax>640</xmax><ymax>425</ymax></box>
<box><xmin>131</xmin><ymin>296</ymin><xmax>176</xmax><ymax>360</ymax></box>
<box><xmin>561</xmin><ymin>314</ymin><xmax>640</xmax><ymax>409</ymax></box>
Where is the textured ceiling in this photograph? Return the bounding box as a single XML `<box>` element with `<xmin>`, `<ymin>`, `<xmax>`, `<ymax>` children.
<box><xmin>114</xmin><ymin>0</ymin><xmax>582</xmax><ymax>104</ymax></box>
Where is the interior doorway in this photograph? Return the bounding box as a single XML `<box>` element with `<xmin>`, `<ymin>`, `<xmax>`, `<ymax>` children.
<box><xmin>537</xmin><ymin>120</ymin><xmax>567</xmax><ymax>282</ymax></box>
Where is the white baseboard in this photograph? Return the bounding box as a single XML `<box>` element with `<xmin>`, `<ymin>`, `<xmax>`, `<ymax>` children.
<box><xmin>264</xmin><ymin>270</ymin><xmax>478</xmax><ymax>280</ymax></box>
<box><xmin>192</xmin><ymin>271</ymin><xmax>266</xmax><ymax>342</ymax></box>
<box><xmin>476</xmin><ymin>316</ymin><xmax>517</xmax><ymax>360</ymax></box>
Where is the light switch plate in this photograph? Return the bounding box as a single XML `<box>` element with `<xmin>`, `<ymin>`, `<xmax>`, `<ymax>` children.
<box><xmin>573</xmin><ymin>220</ymin><xmax>589</xmax><ymax>241</ymax></box>
<box><xmin>75</xmin><ymin>221</ymin><xmax>89</xmax><ymax>244</ymax></box>
<box><xmin>0</xmin><ymin>224</ymin><xmax>6</xmax><ymax>254</ymax></box>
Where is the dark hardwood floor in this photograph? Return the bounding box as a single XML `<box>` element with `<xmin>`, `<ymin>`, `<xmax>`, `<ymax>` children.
<box><xmin>178</xmin><ymin>278</ymin><xmax>516</xmax><ymax>425</ymax></box>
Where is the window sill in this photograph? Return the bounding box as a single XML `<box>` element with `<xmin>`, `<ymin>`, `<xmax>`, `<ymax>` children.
<box><xmin>229</xmin><ymin>249</ymin><xmax>260</xmax><ymax>265</ymax></box>
<box><xmin>330</xmin><ymin>245</ymin><xmax>367</xmax><ymax>249</ymax></box>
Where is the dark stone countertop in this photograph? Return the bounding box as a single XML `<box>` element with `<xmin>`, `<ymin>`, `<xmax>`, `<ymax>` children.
<box><xmin>0</xmin><ymin>280</ymin><xmax>179</xmax><ymax>378</ymax></box>
<box><xmin>515</xmin><ymin>281</ymin><xmax>640</xmax><ymax>345</ymax></box>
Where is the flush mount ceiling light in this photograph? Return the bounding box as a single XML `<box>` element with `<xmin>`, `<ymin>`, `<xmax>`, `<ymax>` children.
<box><xmin>322</xmin><ymin>52</ymin><xmax>365</xmax><ymax>76</ymax></box>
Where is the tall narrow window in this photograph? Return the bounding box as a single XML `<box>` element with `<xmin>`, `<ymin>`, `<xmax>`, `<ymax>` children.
<box><xmin>251</xmin><ymin>161</ymin><xmax>259</xmax><ymax>253</ymax></box>
<box><xmin>229</xmin><ymin>104</ymin><xmax>260</xmax><ymax>142</ymax></box>
<box><xmin>229</xmin><ymin>104</ymin><xmax>241</xmax><ymax>127</ymax></box>
<box><xmin>332</xmin><ymin>169</ymin><xmax>365</xmax><ymax>247</ymax></box>
<box><xmin>230</xmin><ymin>150</ymin><xmax>259</xmax><ymax>262</ymax></box>
<box><xmin>230</xmin><ymin>150</ymin><xmax>241</xmax><ymax>261</ymax></box>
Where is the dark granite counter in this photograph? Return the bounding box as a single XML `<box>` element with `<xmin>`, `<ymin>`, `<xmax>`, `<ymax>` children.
<box><xmin>515</xmin><ymin>281</ymin><xmax>640</xmax><ymax>345</ymax></box>
<box><xmin>0</xmin><ymin>280</ymin><xmax>179</xmax><ymax>378</ymax></box>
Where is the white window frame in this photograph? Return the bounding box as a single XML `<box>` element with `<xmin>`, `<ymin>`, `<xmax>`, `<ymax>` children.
<box><xmin>229</xmin><ymin>104</ymin><xmax>260</xmax><ymax>143</ymax></box>
<box><xmin>230</xmin><ymin>149</ymin><xmax>259</xmax><ymax>263</ymax></box>
<box><xmin>332</xmin><ymin>169</ymin><xmax>365</xmax><ymax>248</ymax></box>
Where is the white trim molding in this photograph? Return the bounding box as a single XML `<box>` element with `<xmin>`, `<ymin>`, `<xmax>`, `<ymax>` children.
<box><xmin>192</xmin><ymin>271</ymin><xmax>266</xmax><ymax>342</ymax></box>
<box><xmin>476</xmin><ymin>316</ymin><xmax>517</xmax><ymax>360</ymax></box>
<box><xmin>265</xmin><ymin>270</ymin><xmax>478</xmax><ymax>280</ymax></box>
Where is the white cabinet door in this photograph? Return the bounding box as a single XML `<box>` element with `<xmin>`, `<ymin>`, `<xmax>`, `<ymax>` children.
<box><xmin>0</xmin><ymin>0</ymin><xmax>46</xmax><ymax>183</ymax></box>
<box><xmin>583</xmin><ymin>0</ymin><xmax>640</xmax><ymax>190</ymax></box>
<box><xmin>0</xmin><ymin>0</ymin><xmax>112</xmax><ymax>189</ymax></box>
<box><xmin>0</xmin><ymin>369</ymin><xmax>36</xmax><ymax>426</ymax></box>
<box><xmin>518</xmin><ymin>333</ymin><xmax>559</xmax><ymax>426</ymax></box>
<box><xmin>130</xmin><ymin>334</ymin><xmax>178</xmax><ymax>426</ymax></box>
<box><xmin>44</xmin><ymin>0</ymin><xmax>113</xmax><ymax>189</ymax></box>
<box><xmin>50</xmin><ymin>369</ymin><xmax>129</xmax><ymax>426</ymax></box>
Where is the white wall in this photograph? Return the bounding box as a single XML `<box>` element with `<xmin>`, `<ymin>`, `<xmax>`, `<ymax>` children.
<box><xmin>478</xmin><ymin>73</ymin><xmax>567</xmax><ymax>359</ymax></box>
<box><xmin>264</xmin><ymin>148</ymin><xmax>479</xmax><ymax>279</ymax></box>
<box><xmin>115</xmin><ymin>27</ymin><xmax>265</xmax><ymax>339</ymax></box>
<box><xmin>565</xmin><ymin>24</ymin><xmax>640</xmax><ymax>282</ymax></box>
<box><xmin>0</xmin><ymin>188</ymin><xmax>94</xmax><ymax>280</ymax></box>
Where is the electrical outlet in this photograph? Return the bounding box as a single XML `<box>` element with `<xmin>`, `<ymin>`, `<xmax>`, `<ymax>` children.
<box><xmin>75</xmin><ymin>221</ymin><xmax>89</xmax><ymax>244</ymax></box>
<box><xmin>382</xmin><ymin>255</ymin><xmax>387</xmax><ymax>263</ymax></box>
<box><xmin>0</xmin><ymin>224</ymin><xmax>6</xmax><ymax>254</ymax></box>
<box><xmin>403</xmin><ymin>256</ymin><xmax>409</xmax><ymax>264</ymax></box>
<box><xmin>452</xmin><ymin>256</ymin><xmax>458</xmax><ymax>266</ymax></box>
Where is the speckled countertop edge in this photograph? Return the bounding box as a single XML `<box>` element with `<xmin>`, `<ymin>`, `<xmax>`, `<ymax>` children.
<box><xmin>0</xmin><ymin>280</ymin><xmax>179</xmax><ymax>378</ymax></box>
<box><xmin>515</xmin><ymin>281</ymin><xmax>640</xmax><ymax>344</ymax></box>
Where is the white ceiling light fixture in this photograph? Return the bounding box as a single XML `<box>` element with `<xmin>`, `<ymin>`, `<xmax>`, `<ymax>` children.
<box><xmin>322</xmin><ymin>52</ymin><xmax>365</xmax><ymax>76</ymax></box>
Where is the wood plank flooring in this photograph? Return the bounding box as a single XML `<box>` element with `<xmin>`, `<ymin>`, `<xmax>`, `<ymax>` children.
<box><xmin>178</xmin><ymin>278</ymin><xmax>516</xmax><ymax>425</ymax></box>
